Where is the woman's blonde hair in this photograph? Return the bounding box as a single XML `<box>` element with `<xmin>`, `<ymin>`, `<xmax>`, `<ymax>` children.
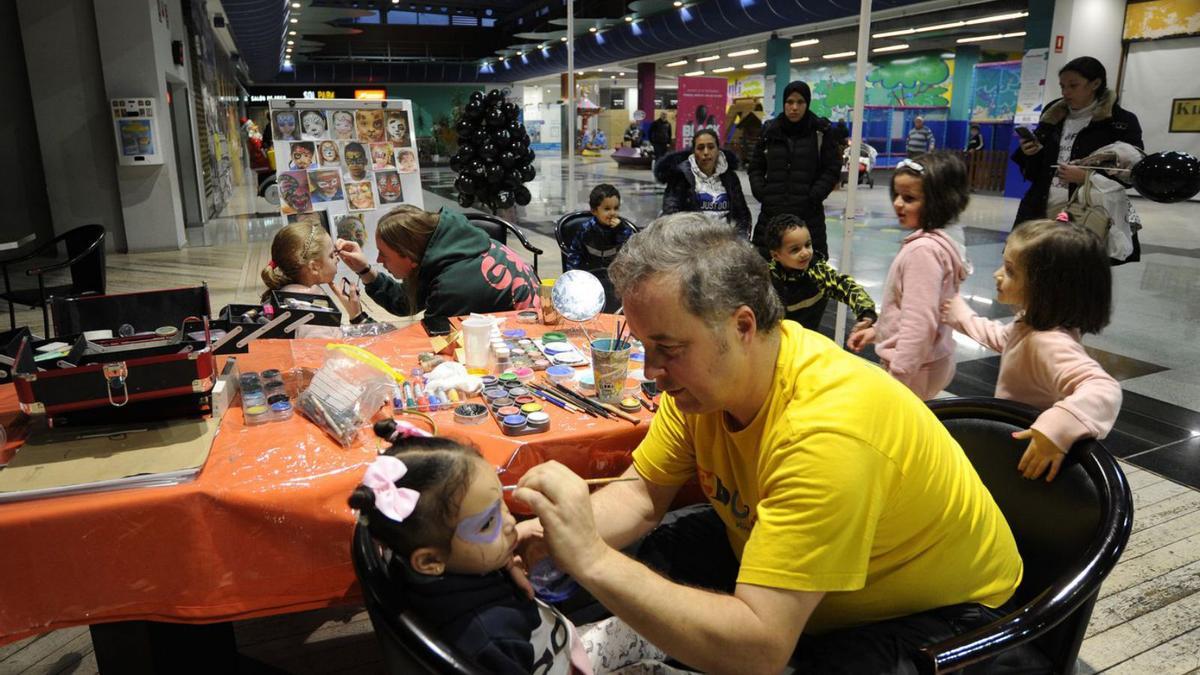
<box><xmin>262</xmin><ymin>222</ymin><xmax>327</xmax><ymax>295</ymax></box>
<box><xmin>376</xmin><ymin>205</ymin><xmax>440</xmax><ymax>311</ymax></box>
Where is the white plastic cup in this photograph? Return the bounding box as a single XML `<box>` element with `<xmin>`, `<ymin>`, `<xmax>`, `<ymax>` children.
<box><xmin>462</xmin><ymin>317</ymin><xmax>495</xmax><ymax>370</ymax></box>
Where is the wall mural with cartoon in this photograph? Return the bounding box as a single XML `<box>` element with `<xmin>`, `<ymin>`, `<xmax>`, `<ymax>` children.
<box><xmin>792</xmin><ymin>53</ymin><xmax>956</xmax><ymax>120</ymax></box>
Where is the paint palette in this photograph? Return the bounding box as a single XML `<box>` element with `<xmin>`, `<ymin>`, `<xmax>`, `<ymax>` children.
<box><xmin>535</xmin><ymin>339</ymin><xmax>588</xmax><ymax>366</ymax></box>
<box><xmin>481</xmin><ymin>376</ymin><xmax>552</xmax><ymax>436</ymax></box>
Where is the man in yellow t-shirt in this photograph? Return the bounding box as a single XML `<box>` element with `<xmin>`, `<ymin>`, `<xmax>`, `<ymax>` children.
<box><xmin>514</xmin><ymin>214</ymin><xmax>1022</xmax><ymax>674</ymax></box>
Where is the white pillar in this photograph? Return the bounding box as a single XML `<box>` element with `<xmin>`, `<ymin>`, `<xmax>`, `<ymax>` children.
<box><xmin>1047</xmin><ymin>0</ymin><xmax>1126</xmax><ymax>91</ymax></box>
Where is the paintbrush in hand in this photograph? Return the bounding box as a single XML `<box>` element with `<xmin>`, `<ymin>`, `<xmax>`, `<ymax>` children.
<box><xmin>503</xmin><ymin>476</ymin><xmax>640</xmax><ymax>492</ymax></box>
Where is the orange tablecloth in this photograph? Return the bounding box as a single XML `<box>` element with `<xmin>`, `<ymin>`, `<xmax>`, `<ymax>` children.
<box><xmin>0</xmin><ymin>314</ymin><xmax>650</xmax><ymax>645</ymax></box>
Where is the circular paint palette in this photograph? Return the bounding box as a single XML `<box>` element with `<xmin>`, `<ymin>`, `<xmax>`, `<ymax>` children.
<box><xmin>552</xmin><ymin>352</ymin><xmax>586</xmax><ymax>366</ymax></box>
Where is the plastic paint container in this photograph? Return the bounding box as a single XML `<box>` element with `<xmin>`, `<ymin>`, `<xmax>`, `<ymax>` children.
<box><xmin>630</xmin><ymin>352</ymin><xmax>645</xmax><ymax>363</ymax></box>
<box><xmin>502</xmin><ymin>329</ymin><xmax>526</xmax><ymax>339</ymax></box>
<box><xmin>513</xmin><ymin>367</ymin><xmax>535</xmax><ymax>382</ymax></box>
<box><xmin>546</xmin><ymin>365</ymin><xmax>574</xmax><ymax>383</ymax></box>
<box><xmin>526</xmin><ymin>411</ymin><xmax>550</xmax><ymax>429</ymax></box>
<box><xmin>483</xmin><ymin>387</ymin><xmax>509</xmax><ymax>401</ymax></box>
<box><xmin>517</xmin><ymin>310</ymin><xmax>540</xmax><ymax>323</ymax></box>
<box><xmin>619</xmin><ymin>397</ymin><xmax>641</xmax><ymax>413</ymax></box>
<box><xmin>453</xmin><ymin>403</ymin><xmax>489</xmax><ymax>425</ymax></box>
<box><xmin>490</xmin><ymin>397</ymin><xmax>515</xmax><ymax>409</ymax></box>
<box><xmin>502</xmin><ymin>414</ymin><xmax>527</xmax><ymax>431</ymax></box>
<box><xmin>496</xmin><ymin>405</ymin><xmax>522</xmax><ymax>417</ymax></box>
<box><xmin>542</xmin><ymin>332</ymin><xmax>567</xmax><ymax>343</ymax></box>
<box><xmin>480</xmin><ymin>375</ymin><xmax>499</xmax><ymax>388</ymax></box>
<box><xmin>543</xmin><ymin>342</ymin><xmax>572</xmax><ymax>355</ymax></box>
<box><xmin>533</xmin><ymin>358</ymin><xmax>551</xmax><ymax>371</ymax></box>
<box><xmin>270</xmin><ymin>400</ymin><xmax>294</xmax><ymax>421</ymax></box>
<box><xmin>513</xmin><ymin>395</ymin><xmax>537</xmax><ymax>406</ymax></box>
<box><xmin>520</xmin><ymin>402</ymin><xmax>543</xmax><ymax>414</ymax></box>
<box><xmin>498</xmin><ymin>372</ymin><xmax>519</xmax><ymax>384</ymax></box>
<box><xmin>577</xmin><ymin>371</ymin><xmax>595</xmax><ymax>390</ymax></box>
<box><xmin>507</xmin><ymin>387</ymin><xmax>530</xmax><ymax>398</ymax></box>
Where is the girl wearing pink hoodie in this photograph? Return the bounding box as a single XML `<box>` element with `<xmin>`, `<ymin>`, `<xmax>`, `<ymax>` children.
<box><xmin>848</xmin><ymin>152</ymin><xmax>972</xmax><ymax>399</ymax></box>
<box><xmin>944</xmin><ymin>219</ymin><xmax>1121</xmax><ymax>482</ymax></box>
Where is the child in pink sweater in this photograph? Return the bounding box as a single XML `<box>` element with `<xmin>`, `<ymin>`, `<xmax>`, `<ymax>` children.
<box><xmin>848</xmin><ymin>152</ymin><xmax>972</xmax><ymax>399</ymax></box>
<box><xmin>945</xmin><ymin>219</ymin><xmax>1122</xmax><ymax>482</ymax></box>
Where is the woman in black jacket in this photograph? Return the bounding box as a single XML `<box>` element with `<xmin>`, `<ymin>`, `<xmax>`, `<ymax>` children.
<box><xmin>1013</xmin><ymin>57</ymin><xmax>1143</xmax><ymax>231</ymax></box>
<box><xmin>748</xmin><ymin>80</ymin><xmax>842</xmax><ymax>257</ymax></box>
<box><xmin>653</xmin><ymin>128</ymin><xmax>752</xmax><ymax>237</ymax></box>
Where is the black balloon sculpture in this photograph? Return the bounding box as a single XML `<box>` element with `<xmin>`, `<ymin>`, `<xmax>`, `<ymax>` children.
<box><xmin>1131</xmin><ymin>151</ymin><xmax>1200</xmax><ymax>203</ymax></box>
<box><xmin>451</xmin><ymin>88</ymin><xmax>538</xmax><ymax>212</ymax></box>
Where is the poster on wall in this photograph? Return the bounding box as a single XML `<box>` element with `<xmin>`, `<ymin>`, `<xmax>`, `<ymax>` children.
<box><xmin>677</xmin><ymin>76</ymin><xmax>729</xmax><ymax>150</ymax></box>
<box><xmin>269</xmin><ymin>98</ymin><xmax>426</xmax><ymax>279</ymax></box>
<box><xmin>971</xmin><ymin>61</ymin><xmax>1021</xmax><ymax>123</ymax></box>
<box><xmin>1014</xmin><ymin>48</ymin><xmax>1050</xmax><ymax>126</ymax></box>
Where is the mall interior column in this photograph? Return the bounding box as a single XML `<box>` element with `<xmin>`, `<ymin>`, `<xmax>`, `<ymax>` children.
<box><xmin>94</xmin><ymin>0</ymin><xmax>189</xmax><ymax>251</ymax></box>
<box><xmin>947</xmin><ymin>45</ymin><xmax>981</xmax><ymax>149</ymax></box>
<box><xmin>1048</xmin><ymin>0</ymin><xmax>1126</xmax><ymax>83</ymax></box>
<box><xmin>766</xmin><ymin>35</ymin><xmax>790</xmax><ymax>117</ymax></box>
<box><xmin>638</xmin><ymin>62</ymin><xmax>655</xmax><ymax>134</ymax></box>
<box><xmin>1005</xmin><ymin>0</ymin><xmax>1056</xmax><ymax>198</ymax></box>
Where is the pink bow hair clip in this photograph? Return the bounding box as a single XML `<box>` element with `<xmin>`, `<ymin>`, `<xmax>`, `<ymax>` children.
<box><xmin>389</xmin><ymin>420</ymin><xmax>433</xmax><ymax>442</ymax></box>
<box><xmin>1055</xmin><ymin>211</ymin><xmax>1071</xmax><ymax>223</ymax></box>
<box><xmin>361</xmin><ymin>455</ymin><xmax>420</xmax><ymax>523</ymax></box>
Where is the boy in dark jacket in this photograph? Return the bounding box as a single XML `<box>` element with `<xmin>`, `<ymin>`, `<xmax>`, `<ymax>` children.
<box><xmin>564</xmin><ymin>184</ymin><xmax>635</xmax><ymax>272</ymax></box>
<box><xmin>766</xmin><ymin>213</ymin><xmax>877</xmax><ymax>333</ymax></box>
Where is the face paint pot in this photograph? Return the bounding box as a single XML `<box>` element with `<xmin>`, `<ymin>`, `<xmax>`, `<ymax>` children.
<box><xmin>507</xmin><ymin>386</ymin><xmax>530</xmax><ymax>398</ymax></box>
<box><xmin>503</xmin><ymin>329</ymin><xmax>526</xmax><ymax>339</ymax></box>
<box><xmin>517</xmin><ymin>310</ymin><xmax>540</xmax><ymax>324</ymax></box>
<box><xmin>546</xmin><ymin>365</ymin><xmax>574</xmax><ymax>384</ymax></box>
<box><xmin>502</xmin><ymin>414</ymin><xmax>527</xmax><ymax>432</ymax></box>
<box><xmin>513</xmin><ymin>395</ymin><xmax>537</xmax><ymax>406</ymax></box>
<box><xmin>480</xmin><ymin>375</ymin><xmax>499</xmax><ymax>388</ymax></box>
<box><xmin>520</xmin><ymin>402</ymin><xmax>543</xmax><ymax>414</ymax></box>
<box><xmin>495</xmin><ymin>405</ymin><xmax>522</xmax><ymax>417</ymax></box>
<box><xmin>542</xmin><ymin>332</ymin><xmax>567</xmax><ymax>343</ymax></box>
<box><xmin>483</xmin><ymin>387</ymin><xmax>509</xmax><ymax>401</ymax></box>
<box><xmin>490</xmin><ymin>397</ymin><xmax>515</xmax><ymax>409</ymax></box>
<box><xmin>453</xmin><ymin>403</ymin><xmax>489</xmax><ymax>425</ymax></box>
<box><xmin>533</xmin><ymin>358</ymin><xmax>551</xmax><ymax>371</ymax></box>
<box><xmin>526</xmin><ymin>411</ymin><xmax>550</xmax><ymax>430</ymax></box>
<box><xmin>619</xmin><ymin>397</ymin><xmax>642</xmax><ymax>413</ymax></box>
<box><xmin>513</xmin><ymin>367</ymin><xmax>535</xmax><ymax>383</ymax></box>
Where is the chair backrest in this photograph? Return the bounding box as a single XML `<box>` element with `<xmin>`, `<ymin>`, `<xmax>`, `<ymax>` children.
<box><xmin>63</xmin><ymin>224</ymin><xmax>107</xmax><ymax>297</ymax></box>
<box><xmin>463</xmin><ymin>213</ymin><xmax>508</xmax><ymax>246</ymax></box>
<box><xmin>919</xmin><ymin>397</ymin><xmax>1133</xmax><ymax>674</ymax></box>
<box><xmin>351</xmin><ymin>524</ymin><xmax>487</xmax><ymax>675</ymax></box>
<box><xmin>554</xmin><ymin>211</ymin><xmax>640</xmax><ymax>272</ymax></box>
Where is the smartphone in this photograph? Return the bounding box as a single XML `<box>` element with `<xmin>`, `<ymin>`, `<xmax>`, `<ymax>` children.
<box><xmin>1014</xmin><ymin>126</ymin><xmax>1037</xmax><ymax>143</ymax></box>
<box><xmin>421</xmin><ymin>315</ymin><xmax>453</xmax><ymax>337</ymax></box>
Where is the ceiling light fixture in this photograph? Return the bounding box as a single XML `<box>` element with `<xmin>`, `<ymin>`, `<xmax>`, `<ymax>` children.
<box><xmin>696</xmin><ymin>55</ymin><xmax>720</xmax><ymax>62</ymax></box>
<box><xmin>589</xmin><ymin>26</ymin><xmax>597</xmax><ymax>32</ymax></box>
<box><xmin>287</xmin><ymin>40</ymin><xmax>295</xmax><ymax>45</ymax></box>
<box><xmin>561</xmin><ymin>36</ymin><xmax>568</xmax><ymax>42</ymax></box>
<box><xmin>673</xmin><ymin>1</ymin><xmax>683</xmax><ymax>6</ymax></box>
<box><xmin>956</xmin><ymin>31</ymin><xmax>1026</xmax><ymax>43</ymax></box>
<box><xmin>790</xmin><ymin>38</ymin><xmax>819</xmax><ymax>47</ymax></box>
<box><xmin>790</xmin><ymin>56</ymin><xmax>810</xmax><ymax>63</ymax></box>
<box><xmin>872</xmin><ymin>44</ymin><xmax>910</xmax><ymax>53</ymax></box>
<box><xmin>666</xmin><ymin>59</ymin><xmax>689</xmax><ymax>67</ymax></box>
<box><xmin>684</xmin><ymin>69</ymin><xmax>705</xmax><ymax>76</ymax></box>
<box><xmin>291</xmin><ymin>2</ymin><xmax>300</xmax><ymax>7</ymax></box>
<box><xmin>743</xmin><ymin>61</ymin><xmax>766</xmax><ymax>69</ymax></box>
<box><xmin>289</xmin><ymin>30</ymin><xmax>297</xmax><ymax>35</ymax></box>
<box><xmin>727</xmin><ymin>48</ymin><xmax>759</xmax><ymax>57</ymax></box>
<box><xmin>874</xmin><ymin>10</ymin><xmax>1028</xmax><ymax>38</ymax></box>
<box><xmin>499</xmin><ymin>56</ymin><xmax>505</xmax><ymax>61</ymax></box>
<box><xmin>823</xmin><ymin>51</ymin><xmax>856</xmax><ymax>59</ymax></box>
<box><xmin>625</xmin><ymin>15</ymin><xmax>633</xmax><ymax>22</ymax></box>
<box><xmin>711</xmin><ymin>66</ymin><xmax>735</xmax><ymax>73</ymax></box>
<box><xmin>289</xmin><ymin>18</ymin><xmax>298</xmax><ymax>23</ymax></box>
<box><xmin>517</xmin><ymin>51</ymin><xmax>524</xmax><ymax>56</ymax></box>
<box><xmin>619</xmin><ymin>72</ymin><xmax>626</xmax><ymax>76</ymax></box>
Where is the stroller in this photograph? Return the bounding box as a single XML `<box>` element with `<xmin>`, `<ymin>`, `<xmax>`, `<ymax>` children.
<box><xmin>841</xmin><ymin>142</ymin><xmax>878</xmax><ymax>188</ymax></box>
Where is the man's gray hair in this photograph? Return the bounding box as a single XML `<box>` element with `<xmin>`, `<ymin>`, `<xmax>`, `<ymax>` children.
<box><xmin>609</xmin><ymin>213</ymin><xmax>783</xmax><ymax>331</ymax></box>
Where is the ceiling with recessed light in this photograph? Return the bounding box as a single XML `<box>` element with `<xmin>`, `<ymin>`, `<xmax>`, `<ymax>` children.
<box><xmin>220</xmin><ymin>0</ymin><xmax>1027</xmax><ymax>85</ymax></box>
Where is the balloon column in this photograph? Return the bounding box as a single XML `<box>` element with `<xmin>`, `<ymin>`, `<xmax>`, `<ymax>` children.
<box><xmin>1131</xmin><ymin>151</ymin><xmax>1200</xmax><ymax>203</ymax></box>
<box><xmin>450</xmin><ymin>89</ymin><xmax>536</xmax><ymax>211</ymax></box>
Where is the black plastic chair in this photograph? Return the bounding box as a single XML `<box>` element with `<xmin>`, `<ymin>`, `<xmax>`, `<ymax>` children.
<box><xmin>351</xmin><ymin>524</ymin><xmax>487</xmax><ymax>675</ymax></box>
<box><xmin>553</xmin><ymin>210</ymin><xmax>640</xmax><ymax>273</ymax></box>
<box><xmin>463</xmin><ymin>213</ymin><xmax>543</xmax><ymax>275</ymax></box>
<box><xmin>917</xmin><ymin>397</ymin><xmax>1133</xmax><ymax>674</ymax></box>
<box><xmin>0</xmin><ymin>224</ymin><xmax>106</xmax><ymax>336</ymax></box>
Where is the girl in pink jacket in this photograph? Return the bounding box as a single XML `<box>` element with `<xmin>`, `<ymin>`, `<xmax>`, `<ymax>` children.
<box><xmin>945</xmin><ymin>219</ymin><xmax>1121</xmax><ymax>482</ymax></box>
<box><xmin>848</xmin><ymin>152</ymin><xmax>972</xmax><ymax>399</ymax></box>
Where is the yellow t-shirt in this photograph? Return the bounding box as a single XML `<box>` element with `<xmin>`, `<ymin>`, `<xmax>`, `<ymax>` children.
<box><xmin>633</xmin><ymin>321</ymin><xmax>1023</xmax><ymax>633</ymax></box>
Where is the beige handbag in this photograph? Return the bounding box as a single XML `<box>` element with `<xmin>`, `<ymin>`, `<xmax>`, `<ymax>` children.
<box><xmin>1050</xmin><ymin>179</ymin><xmax>1110</xmax><ymax>241</ymax></box>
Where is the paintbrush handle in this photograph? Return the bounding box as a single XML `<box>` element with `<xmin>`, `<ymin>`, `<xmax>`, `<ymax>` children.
<box><xmin>503</xmin><ymin>476</ymin><xmax>640</xmax><ymax>491</ymax></box>
<box><xmin>591</xmin><ymin>399</ymin><xmax>641</xmax><ymax>425</ymax></box>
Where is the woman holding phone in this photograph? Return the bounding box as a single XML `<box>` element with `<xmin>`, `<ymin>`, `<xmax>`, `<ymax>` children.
<box><xmin>1012</xmin><ymin>57</ymin><xmax>1143</xmax><ymax>235</ymax></box>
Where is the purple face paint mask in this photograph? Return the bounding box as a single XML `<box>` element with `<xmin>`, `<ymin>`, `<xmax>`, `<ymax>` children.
<box><xmin>455</xmin><ymin>498</ymin><xmax>503</xmax><ymax>544</ymax></box>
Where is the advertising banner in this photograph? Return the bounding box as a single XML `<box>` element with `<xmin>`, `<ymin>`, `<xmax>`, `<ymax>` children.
<box><xmin>676</xmin><ymin>76</ymin><xmax>728</xmax><ymax>149</ymax></box>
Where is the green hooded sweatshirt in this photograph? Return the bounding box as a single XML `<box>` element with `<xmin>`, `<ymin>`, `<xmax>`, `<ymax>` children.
<box><xmin>364</xmin><ymin>208</ymin><xmax>541</xmax><ymax>321</ymax></box>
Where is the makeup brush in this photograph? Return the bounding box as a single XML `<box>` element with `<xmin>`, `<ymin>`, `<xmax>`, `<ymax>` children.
<box><xmin>502</xmin><ymin>476</ymin><xmax>640</xmax><ymax>492</ymax></box>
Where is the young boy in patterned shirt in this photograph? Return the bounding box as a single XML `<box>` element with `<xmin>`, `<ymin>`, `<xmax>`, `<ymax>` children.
<box><xmin>766</xmin><ymin>213</ymin><xmax>877</xmax><ymax>333</ymax></box>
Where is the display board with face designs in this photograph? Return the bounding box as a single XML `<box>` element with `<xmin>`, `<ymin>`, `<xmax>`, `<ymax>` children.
<box><xmin>269</xmin><ymin>98</ymin><xmax>424</xmax><ymax>282</ymax></box>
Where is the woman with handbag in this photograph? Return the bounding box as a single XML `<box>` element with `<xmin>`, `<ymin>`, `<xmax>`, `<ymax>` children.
<box><xmin>1012</xmin><ymin>57</ymin><xmax>1144</xmax><ymax>258</ymax></box>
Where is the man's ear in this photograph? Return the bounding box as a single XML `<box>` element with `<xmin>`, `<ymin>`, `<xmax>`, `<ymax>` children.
<box><xmin>733</xmin><ymin>305</ymin><xmax>757</xmax><ymax>343</ymax></box>
<box><xmin>410</xmin><ymin>547</ymin><xmax>447</xmax><ymax>576</ymax></box>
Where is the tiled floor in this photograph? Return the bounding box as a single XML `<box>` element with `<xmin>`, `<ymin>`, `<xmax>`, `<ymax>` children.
<box><xmin>3</xmin><ymin>155</ymin><xmax>1200</xmax><ymax>673</ymax></box>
